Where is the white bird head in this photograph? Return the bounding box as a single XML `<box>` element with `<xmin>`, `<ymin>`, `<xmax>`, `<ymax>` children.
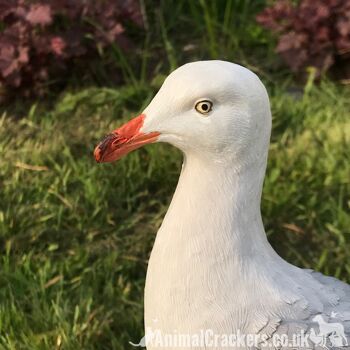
<box><xmin>94</xmin><ymin>60</ymin><xmax>271</xmax><ymax>169</ymax></box>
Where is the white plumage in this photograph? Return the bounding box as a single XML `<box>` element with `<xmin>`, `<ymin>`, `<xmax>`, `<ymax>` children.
<box><xmin>95</xmin><ymin>61</ymin><xmax>350</xmax><ymax>349</ymax></box>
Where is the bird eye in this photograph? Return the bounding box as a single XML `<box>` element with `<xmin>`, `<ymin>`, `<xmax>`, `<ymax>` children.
<box><xmin>195</xmin><ymin>100</ymin><xmax>212</xmax><ymax>114</ymax></box>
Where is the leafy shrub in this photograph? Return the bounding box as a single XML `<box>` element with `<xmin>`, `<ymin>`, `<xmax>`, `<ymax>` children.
<box><xmin>256</xmin><ymin>0</ymin><xmax>350</xmax><ymax>75</ymax></box>
<box><xmin>0</xmin><ymin>0</ymin><xmax>143</xmax><ymax>96</ymax></box>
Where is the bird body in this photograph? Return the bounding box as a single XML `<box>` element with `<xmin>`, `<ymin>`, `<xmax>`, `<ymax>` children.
<box><xmin>144</xmin><ymin>140</ymin><xmax>350</xmax><ymax>349</ymax></box>
<box><xmin>95</xmin><ymin>61</ymin><xmax>350</xmax><ymax>349</ymax></box>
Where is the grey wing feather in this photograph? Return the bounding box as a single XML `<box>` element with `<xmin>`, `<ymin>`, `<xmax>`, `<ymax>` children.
<box><xmin>267</xmin><ymin>270</ymin><xmax>350</xmax><ymax>349</ymax></box>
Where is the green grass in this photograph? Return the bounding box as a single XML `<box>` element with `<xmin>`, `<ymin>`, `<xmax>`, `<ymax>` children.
<box><xmin>74</xmin><ymin>0</ymin><xmax>279</xmax><ymax>93</ymax></box>
<box><xmin>0</xmin><ymin>80</ymin><xmax>349</xmax><ymax>349</ymax></box>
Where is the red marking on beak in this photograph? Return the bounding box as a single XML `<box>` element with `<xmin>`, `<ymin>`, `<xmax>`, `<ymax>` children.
<box><xmin>94</xmin><ymin>114</ymin><xmax>160</xmax><ymax>163</ymax></box>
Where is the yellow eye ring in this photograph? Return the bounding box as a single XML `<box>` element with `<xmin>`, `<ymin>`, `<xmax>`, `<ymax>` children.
<box><xmin>195</xmin><ymin>100</ymin><xmax>212</xmax><ymax>114</ymax></box>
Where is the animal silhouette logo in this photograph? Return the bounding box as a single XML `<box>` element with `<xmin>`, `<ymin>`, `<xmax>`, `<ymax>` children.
<box><xmin>309</xmin><ymin>315</ymin><xmax>348</xmax><ymax>349</ymax></box>
<box><xmin>129</xmin><ymin>335</ymin><xmax>147</xmax><ymax>347</ymax></box>
<box><xmin>129</xmin><ymin>324</ymin><xmax>157</xmax><ymax>347</ymax></box>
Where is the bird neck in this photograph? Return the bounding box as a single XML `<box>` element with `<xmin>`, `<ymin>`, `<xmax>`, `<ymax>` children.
<box><xmin>156</xmin><ymin>151</ymin><xmax>276</xmax><ymax>263</ymax></box>
<box><xmin>145</xmin><ymin>152</ymin><xmax>290</xmax><ymax>332</ymax></box>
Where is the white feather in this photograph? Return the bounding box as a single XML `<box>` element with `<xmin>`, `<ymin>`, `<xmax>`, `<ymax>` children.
<box><xmin>137</xmin><ymin>61</ymin><xmax>350</xmax><ymax>349</ymax></box>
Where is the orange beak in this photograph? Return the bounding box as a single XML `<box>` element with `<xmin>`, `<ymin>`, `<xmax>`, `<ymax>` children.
<box><xmin>94</xmin><ymin>114</ymin><xmax>160</xmax><ymax>163</ymax></box>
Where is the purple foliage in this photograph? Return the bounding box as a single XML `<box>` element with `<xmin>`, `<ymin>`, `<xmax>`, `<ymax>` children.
<box><xmin>0</xmin><ymin>0</ymin><xmax>143</xmax><ymax>95</ymax></box>
<box><xmin>256</xmin><ymin>0</ymin><xmax>350</xmax><ymax>75</ymax></box>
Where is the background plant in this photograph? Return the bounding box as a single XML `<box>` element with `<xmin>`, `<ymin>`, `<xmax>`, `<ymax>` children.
<box><xmin>0</xmin><ymin>0</ymin><xmax>143</xmax><ymax>96</ymax></box>
<box><xmin>257</xmin><ymin>0</ymin><xmax>350</xmax><ymax>77</ymax></box>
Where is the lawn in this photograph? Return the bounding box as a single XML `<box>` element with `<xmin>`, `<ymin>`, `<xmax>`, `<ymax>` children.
<box><xmin>1</xmin><ymin>80</ymin><xmax>349</xmax><ymax>349</ymax></box>
<box><xmin>1</xmin><ymin>1</ymin><xmax>350</xmax><ymax>349</ymax></box>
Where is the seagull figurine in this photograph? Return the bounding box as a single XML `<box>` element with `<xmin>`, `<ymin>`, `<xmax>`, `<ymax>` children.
<box><xmin>94</xmin><ymin>61</ymin><xmax>350</xmax><ymax>349</ymax></box>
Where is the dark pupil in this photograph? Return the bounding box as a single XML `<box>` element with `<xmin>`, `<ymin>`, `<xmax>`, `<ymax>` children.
<box><xmin>202</xmin><ymin>103</ymin><xmax>208</xmax><ymax>111</ymax></box>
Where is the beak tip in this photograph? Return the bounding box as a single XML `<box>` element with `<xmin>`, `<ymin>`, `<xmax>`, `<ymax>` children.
<box><xmin>93</xmin><ymin>146</ymin><xmax>102</xmax><ymax>163</ymax></box>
